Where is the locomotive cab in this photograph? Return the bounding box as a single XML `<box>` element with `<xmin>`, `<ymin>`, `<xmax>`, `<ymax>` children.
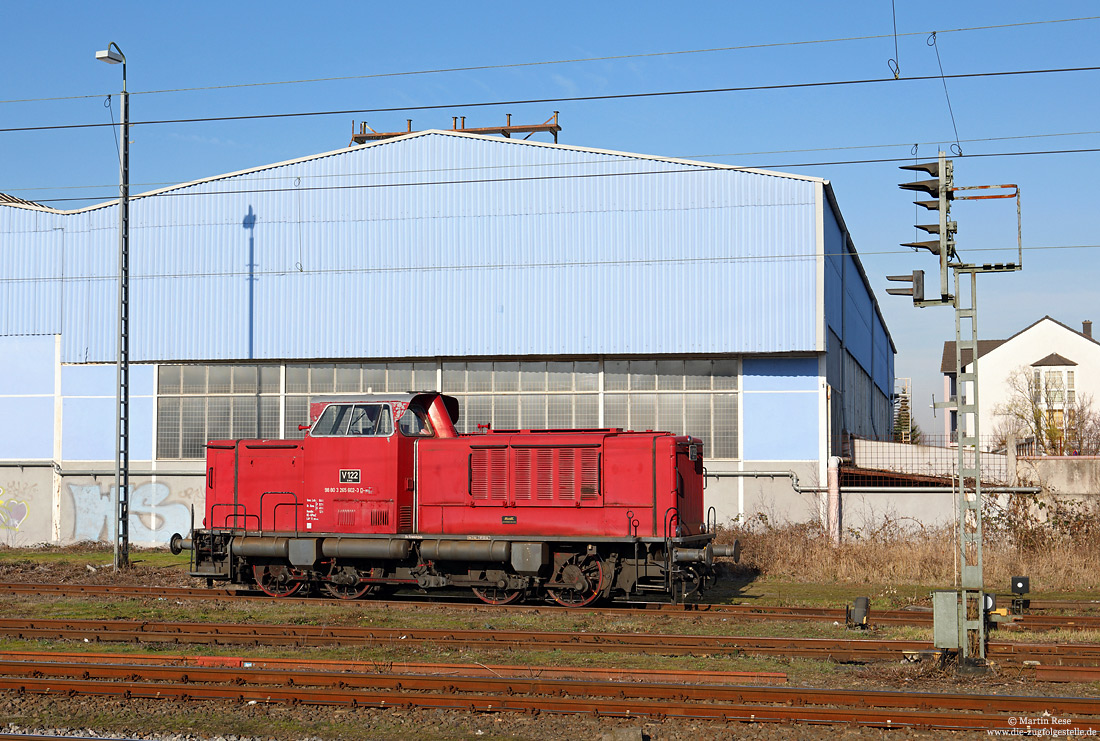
<box><xmin>301</xmin><ymin>393</ymin><xmax>459</xmax><ymax>535</ymax></box>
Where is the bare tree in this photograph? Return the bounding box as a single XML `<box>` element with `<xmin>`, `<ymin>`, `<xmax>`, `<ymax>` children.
<box><xmin>1071</xmin><ymin>395</ymin><xmax>1100</xmax><ymax>455</ymax></box>
<box><xmin>993</xmin><ymin>365</ymin><xmax>1100</xmax><ymax>455</ymax></box>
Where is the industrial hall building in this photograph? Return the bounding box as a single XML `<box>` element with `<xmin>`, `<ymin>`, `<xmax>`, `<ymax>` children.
<box><xmin>0</xmin><ymin>129</ymin><xmax>895</xmax><ymax>546</ymax></box>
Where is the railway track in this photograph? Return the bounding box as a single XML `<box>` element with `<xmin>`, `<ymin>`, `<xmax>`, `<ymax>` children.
<box><xmin>0</xmin><ymin>649</ymin><xmax>789</xmax><ymax>685</ymax></box>
<box><xmin>1</xmin><ymin>653</ymin><xmax>1097</xmax><ymax>731</ymax></box>
<box><xmin>0</xmin><ymin>617</ymin><xmax>1096</xmax><ymax>673</ymax></box>
<box><xmin>3</xmin><ymin>582</ymin><xmax>1099</xmax><ymax>630</ymax></box>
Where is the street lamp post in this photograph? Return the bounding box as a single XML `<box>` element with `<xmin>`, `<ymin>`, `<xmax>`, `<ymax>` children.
<box><xmin>95</xmin><ymin>42</ymin><xmax>130</xmax><ymax>570</ymax></box>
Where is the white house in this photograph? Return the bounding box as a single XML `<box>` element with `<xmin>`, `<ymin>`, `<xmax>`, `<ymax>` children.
<box><xmin>941</xmin><ymin>317</ymin><xmax>1100</xmax><ymax>452</ymax></box>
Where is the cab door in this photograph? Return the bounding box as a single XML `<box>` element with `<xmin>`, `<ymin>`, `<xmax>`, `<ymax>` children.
<box><xmin>393</xmin><ymin>403</ymin><xmax>436</xmax><ymax>533</ymax></box>
<box><xmin>304</xmin><ymin>403</ymin><xmax>397</xmax><ymax>534</ymax></box>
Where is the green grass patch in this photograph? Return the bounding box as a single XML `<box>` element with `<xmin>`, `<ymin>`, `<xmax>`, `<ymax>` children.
<box><xmin>0</xmin><ymin>549</ymin><xmax>190</xmax><ymax>569</ymax></box>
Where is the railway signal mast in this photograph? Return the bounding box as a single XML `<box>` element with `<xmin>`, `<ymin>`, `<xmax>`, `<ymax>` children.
<box><xmin>890</xmin><ymin>151</ymin><xmax>1022</xmax><ymax>673</ymax></box>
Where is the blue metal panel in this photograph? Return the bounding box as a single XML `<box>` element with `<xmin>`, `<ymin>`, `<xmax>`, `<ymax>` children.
<box><xmin>842</xmin><ymin>250</ymin><xmax>873</xmax><ymax>371</ymax></box>
<box><xmin>41</xmin><ymin>133</ymin><xmax>821</xmax><ymax>362</ymax></box>
<box><xmin>886</xmin><ymin>337</ymin><xmax>894</xmax><ymax>391</ymax></box>
<box><xmin>60</xmin><ymin>370</ymin><xmax>153</xmax><ymax>461</ymax></box>
<box><xmin>0</xmin><ymin>206</ymin><xmax>63</xmax><ymax>335</ymax></box>
<box><xmin>823</xmin><ymin>202</ymin><xmax>844</xmax><ymax>338</ymax></box>
<box><xmin>0</xmin><ymin>335</ymin><xmax>54</xmax><ymax>394</ymax></box>
<box><xmin>62</xmin><ymin>396</ymin><xmax>114</xmax><ymax>460</ymax></box>
<box><xmin>60</xmin><ymin>206</ymin><xmax>118</xmax><ymax>363</ymax></box>
<box><xmin>0</xmin><ymin>397</ymin><xmax>53</xmax><ymax>459</ymax></box>
<box><xmin>742</xmin><ymin>356</ymin><xmax>819</xmax><ymax>391</ymax></box>
<box><xmin>130</xmin><ymin>393</ymin><xmax>154</xmax><ymax>460</ymax></box>
<box><xmin>742</xmin><ymin>391</ymin><xmax>819</xmax><ymax>460</ymax></box>
<box><xmin>60</xmin><ymin>364</ymin><xmax>153</xmax><ymax>398</ymax></box>
<box><xmin>0</xmin><ymin>335</ymin><xmax>54</xmax><ymax>461</ymax></box>
<box><xmin>873</xmin><ymin>318</ymin><xmax>892</xmax><ymax>394</ymax></box>
<box><xmin>61</xmin><ymin>364</ymin><xmax>116</xmax><ymax>397</ymax></box>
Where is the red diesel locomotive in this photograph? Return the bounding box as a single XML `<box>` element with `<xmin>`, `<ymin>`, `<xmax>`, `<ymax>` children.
<box><xmin>172</xmin><ymin>392</ymin><xmax>738</xmax><ymax>605</ymax></box>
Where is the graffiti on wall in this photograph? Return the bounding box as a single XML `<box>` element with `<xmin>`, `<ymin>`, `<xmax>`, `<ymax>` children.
<box><xmin>0</xmin><ymin>483</ymin><xmax>34</xmax><ymax>546</ymax></box>
<box><xmin>67</xmin><ymin>482</ymin><xmax>193</xmax><ymax>544</ymax></box>
<box><xmin>0</xmin><ymin>499</ymin><xmax>29</xmax><ymax>531</ymax></box>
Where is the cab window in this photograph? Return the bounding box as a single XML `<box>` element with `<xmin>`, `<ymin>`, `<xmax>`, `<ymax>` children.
<box><xmin>398</xmin><ymin>405</ymin><xmax>434</xmax><ymax>437</ymax></box>
<box><xmin>312</xmin><ymin>403</ymin><xmax>393</xmax><ymax>436</ymax></box>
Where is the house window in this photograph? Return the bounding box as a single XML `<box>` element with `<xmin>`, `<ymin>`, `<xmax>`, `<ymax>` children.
<box><xmin>1047</xmin><ymin>372</ymin><xmax>1065</xmax><ymax>404</ymax></box>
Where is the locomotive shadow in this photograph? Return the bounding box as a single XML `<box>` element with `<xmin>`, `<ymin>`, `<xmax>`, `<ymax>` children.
<box><xmin>702</xmin><ymin>563</ymin><xmax>762</xmax><ymax>603</ymax></box>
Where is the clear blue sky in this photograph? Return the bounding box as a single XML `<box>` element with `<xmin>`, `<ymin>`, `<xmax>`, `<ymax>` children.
<box><xmin>3</xmin><ymin>2</ymin><xmax>1098</xmax><ymax>435</ymax></box>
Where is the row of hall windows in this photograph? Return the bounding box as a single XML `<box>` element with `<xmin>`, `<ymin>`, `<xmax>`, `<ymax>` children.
<box><xmin>155</xmin><ymin>359</ymin><xmax>741</xmax><ymax>461</ymax></box>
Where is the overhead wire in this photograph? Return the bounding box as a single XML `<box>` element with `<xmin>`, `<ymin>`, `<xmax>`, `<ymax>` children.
<box><xmin>2</xmin><ymin>15</ymin><xmax>1095</xmax><ymax>105</ymax></box>
<box><xmin>8</xmin><ymin>128</ymin><xmax>1100</xmax><ymax>196</ymax></box>
<box><xmin>13</xmin><ymin>144</ymin><xmax>1100</xmax><ymax>207</ymax></box>
<box><xmin>17</xmin><ymin>144</ymin><xmax>1100</xmax><ymax>204</ymax></box>
<box><xmin>927</xmin><ymin>32</ymin><xmax>964</xmax><ymax>155</ymax></box>
<box><xmin>104</xmin><ymin>95</ymin><xmax>121</xmax><ymax>165</ymax></box>
<box><xmin>888</xmin><ymin>0</ymin><xmax>901</xmax><ymax>79</ymax></box>
<box><xmin>2</xmin><ymin>64</ymin><xmax>1099</xmax><ymax>136</ymax></box>
<box><xmin>0</xmin><ymin>243</ymin><xmax>1092</xmax><ymax>287</ymax></box>
<box><xmin>684</xmin><ymin>128</ymin><xmax>1100</xmax><ymax>160</ymax></box>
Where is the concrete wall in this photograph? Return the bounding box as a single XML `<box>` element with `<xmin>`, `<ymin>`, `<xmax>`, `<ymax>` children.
<box><xmin>0</xmin><ymin>467</ymin><xmax>203</xmax><ymax>547</ymax></box>
<box><xmin>0</xmin><ymin>466</ymin><xmax>54</xmax><ymax>546</ymax></box>
<box><xmin>850</xmin><ymin>438</ymin><xmax>1013</xmax><ymax>484</ymax></box>
<box><xmin>841</xmin><ymin>491</ymin><xmax>956</xmax><ymax>533</ymax></box>
<box><xmin>705</xmin><ymin>459</ymin><xmax>823</xmax><ymax>526</ymax></box>
<box><xmin>1017</xmin><ymin>455</ymin><xmax>1100</xmax><ymax>497</ymax></box>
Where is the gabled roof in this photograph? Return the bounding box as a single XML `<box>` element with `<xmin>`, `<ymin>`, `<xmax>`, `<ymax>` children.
<box><xmin>2</xmin><ymin>129</ymin><xmax>827</xmax><ymax>216</ymax></box>
<box><xmin>999</xmin><ymin>315</ymin><xmax>1098</xmax><ymax>346</ymax></box>
<box><xmin>940</xmin><ymin>340</ymin><xmax>1006</xmax><ymax>373</ymax></box>
<box><xmin>941</xmin><ymin>316</ymin><xmax>1098</xmax><ymax>373</ymax></box>
<box><xmin>1032</xmin><ymin>352</ymin><xmax>1077</xmax><ymax>367</ymax></box>
<box><xmin>0</xmin><ymin>192</ymin><xmax>55</xmax><ymax>211</ymax></box>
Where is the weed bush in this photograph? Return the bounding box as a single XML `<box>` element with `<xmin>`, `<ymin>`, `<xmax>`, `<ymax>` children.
<box><xmin>715</xmin><ymin>496</ymin><xmax>1100</xmax><ymax>592</ymax></box>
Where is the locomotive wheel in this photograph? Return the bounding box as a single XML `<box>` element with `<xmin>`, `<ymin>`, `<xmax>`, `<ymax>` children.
<box><xmin>547</xmin><ymin>556</ymin><xmax>604</xmax><ymax>607</ymax></box>
<box><xmin>322</xmin><ymin>563</ymin><xmax>378</xmax><ymax>600</ymax></box>
<box><xmin>252</xmin><ymin>564</ymin><xmax>303</xmax><ymax>598</ymax></box>
<box><xmin>322</xmin><ymin>581</ymin><xmax>376</xmax><ymax>600</ymax></box>
<box><xmin>471</xmin><ymin>586</ymin><xmax>524</xmax><ymax>605</ymax></box>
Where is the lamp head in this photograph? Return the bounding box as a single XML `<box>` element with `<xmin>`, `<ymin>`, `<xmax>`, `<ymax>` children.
<box><xmin>95</xmin><ymin>48</ymin><xmax>124</xmax><ymax>65</ymax></box>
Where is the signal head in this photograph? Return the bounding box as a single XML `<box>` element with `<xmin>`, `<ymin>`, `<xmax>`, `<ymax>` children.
<box><xmin>900</xmin><ymin>161</ymin><xmax>940</xmax><ymax>177</ymax></box>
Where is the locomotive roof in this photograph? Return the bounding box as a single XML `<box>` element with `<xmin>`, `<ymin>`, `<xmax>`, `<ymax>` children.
<box><xmin>311</xmin><ymin>391</ymin><xmax>460</xmax><ymax>424</ymax></box>
<box><xmin>310</xmin><ymin>392</ymin><xmax>445</xmax><ymax>404</ymax></box>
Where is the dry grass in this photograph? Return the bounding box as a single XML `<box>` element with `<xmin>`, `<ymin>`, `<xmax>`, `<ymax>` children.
<box><xmin>716</xmin><ymin>517</ymin><xmax>1100</xmax><ymax>593</ymax></box>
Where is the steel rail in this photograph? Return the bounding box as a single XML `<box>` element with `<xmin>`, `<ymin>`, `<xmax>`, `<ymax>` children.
<box><xmin>3</xmin><ymin>582</ymin><xmax>1098</xmax><ymax>630</ymax></box>
<box><xmin>0</xmin><ymin>736</ymin><xmax>125</xmax><ymax>741</ymax></box>
<box><xmin>2</xmin><ymin>657</ymin><xmax>1099</xmax><ymax>717</ymax></box>
<box><xmin>0</xmin><ymin>650</ymin><xmax>788</xmax><ymax>685</ymax></box>
<box><xmin>0</xmin><ymin>667</ymin><xmax>1096</xmax><ymax>731</ymax></box>
<box><xmin>1027</xmin><ymin>599</ymin><xmax>1100</xmax><ymax>611</ymax></box>
<box><xmin>1032</xmin><ymin>664</ymin><xmax>1100</xmax><ymax>682</ymax></box>
<box><xmin>0</xmin><ymin>618</ymin><xmax>1098</xmax><ymax>668</ymax></box>
<box><xmin>0</xmin><ymin>620</ymin><xmax>918</xmax><ymax>657</ymax></box>
<box><xmin>3</xmin><ymin>645</ymin><xmax>1091</xmax><ymax>683</ymax></box>
<box><xmin>0</xmin><ymin>582</ymin><xmax>240</xmax><ymax>599</ymax></box>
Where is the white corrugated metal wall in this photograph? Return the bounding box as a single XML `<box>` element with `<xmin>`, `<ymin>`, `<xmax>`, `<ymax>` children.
<box><xmin>4</xmin><ymin>132</ymin><xmax>823</xmax><ymax>363</ymax></box>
